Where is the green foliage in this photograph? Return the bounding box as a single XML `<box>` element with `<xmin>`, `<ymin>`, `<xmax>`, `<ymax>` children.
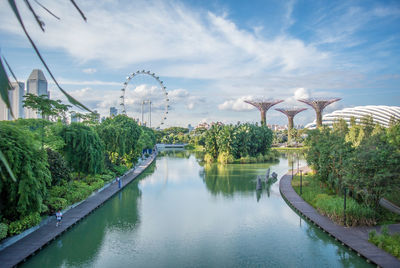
<box><xmin>204</xmin><ymin>123</ymin><xmax>273</xmax><ymax>163</ymax></box>
<box><xmin>345</xmin><ymin>134</ymin><xmax>400</xmax><ymax>208</ymax></box>
<box><xmin>0</xmin><ymin>122</ymin><xmax>51</xmax><ymax>220</ymax></box>
<box><xmin>23</xmin><ymin>93</ymin><xmax>71</xmax><ymax>121</ymax></box>
<box><xmin>97</xmin><ymin>115</ymin><xmax>142</xmax><ymax>166</ymax></box>
<box><xmin>49</xmin><ymin>181</ymin><xmax>93</xmax><ymax>205</ymax></box>
<box><xmin>204</xmin><ymin>153</ymin><xmax>214</xmax><ymax>163</ymax></box>
<box><xmin>314</xmin><ymin>195</ymin><xmax>377</xmax><ymax>226</ymax></box>
<box><xmin>45</xmin><ymin>197</ymin><xmax>68</xmax><ymax>213</ymax></box>
<box><xmin>156</xmin><ymin>126</ymin><xmax>190</xmax><ymax>144</ymax></box>
<box><xmin>0</xmin><ymin>222</ymin><xmax>8</xmax><ymax>240</ymax></box>
<box><xmin>292</xmin><ymin>174</ymin><xmax>377</xmax><ymax>226</ymax></box>
<box><xmin>111</xmin><ymin>165</ymin><xmax>129</xmax><ymax>176</ymax></box>
<box><xmin>369</xmin><ymin>226</ymin><xmax>400</xmax><ymax>259</ymax></box>
<box><xmin>8</xmin><ymin>212</ymin><xmax>41</xmax><ymax>236</ymax></box>
<box><xmin>60</xmin><ymin>123</ymin><xmax>105</xmax><ymax>175</ymax></box>
<box><xmin>386</xmin><ymin>122</ymin><xmax>400</xmax><ymax>150</ymax></box>
<box><xmin>46</xmin><ymin>148</ymin><xmax>71</xmax><ymax>185</ymax></box>
<box><xmin>217</xmin><ymin>152</ymin><xmax>235</xmax><ymax>164</ymax></box>
<box><xmin>305</xmin><ymin>127</ymin><xmax>353</xmax><ymax>192</ymax></box>
<box><xmin>306</xmin><ymin>119</ymin><xmax>400</xmax><ymax>210</ymax></box>
<box><xmin>83</xmin><ymin>175</ymin><xmax>105</xmax><ymax>191</ymax></box>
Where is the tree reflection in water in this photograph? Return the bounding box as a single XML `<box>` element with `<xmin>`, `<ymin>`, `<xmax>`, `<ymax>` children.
<box><xmin>200</xmin><ymin>162</ymin><xmax>278</xmax><ymax>198</ymax></box>
<box><xmin>23</xmin><ymin>163</ymin><xmax>157</xmax><ymax>268</ymax></box>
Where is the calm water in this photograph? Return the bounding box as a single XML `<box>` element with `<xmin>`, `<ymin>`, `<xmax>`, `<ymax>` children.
<box><xmin>24</xmin><ymin>151</ymin><xmax>372</xmax><ymax>267</ymax></box>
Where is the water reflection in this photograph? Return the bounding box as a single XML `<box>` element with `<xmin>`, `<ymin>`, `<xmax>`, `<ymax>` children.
<box><xmin>199</xmin><ymin>162</ymin><xmax>279</xmax><ymax>198</ymax></box>
<box><xmin>23</xmin><ymin>152</ymin><xmax>371</xmax><ymax>268</ymax></box>
<box><xmin>23</xmin><ymin>165</ymin><xmax>156</xmax><ymax>267</ymax></box>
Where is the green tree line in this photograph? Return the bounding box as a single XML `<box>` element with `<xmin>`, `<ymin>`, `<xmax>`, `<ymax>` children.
<box><xmin>306</xmin><ymin>116</ymin><xmax>400</xmax><ymax>209</ymax></box>
<box><xmin>0</xmin><ymin>102</ymin><xmax>156</xmax><ymax>240</ymax></box>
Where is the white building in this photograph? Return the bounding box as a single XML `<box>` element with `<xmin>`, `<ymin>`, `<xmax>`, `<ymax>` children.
<box><xmin>0</xmin><ymin>89</ymin><xmax>11</xmax><ymax>121</ymax></box>
<box><xmin>25</xmin><ymin>69</ymin><xmax>48</xmax><ymax>119</ymax></box>
<box><xmin>305</xmin><ymin>105</ymin><xmax>400</xmax><ymax>129</ymax></box>
<box><xmin>0</xmin><ymin>82</ymin><xmax>25</xmax><ymax>121</ymax></box>
<box><xmin>11</xmin><ymin>82</ymin><xmax>25</xmax><ymax>119</ymax></box>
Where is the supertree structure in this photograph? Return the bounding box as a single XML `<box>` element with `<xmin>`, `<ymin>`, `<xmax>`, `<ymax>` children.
<box><xmin>275</xmin><ymin>107</ymin><xmax>307</xmax><ymax>144</ymax></box>
<box><xmin>244</xmin><ymin>99</ymin><xmax>284</xmax><ymax>126</ymax></box>
<box><xmin>297</xmin><ymin>98</ymin><xmax>341</xmax><ymax>128</ymax></box>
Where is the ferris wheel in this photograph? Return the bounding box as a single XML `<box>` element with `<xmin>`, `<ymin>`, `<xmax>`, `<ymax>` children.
<box><xmin>120</xmin><ymin>70</ymin><xmax>169</xmax><ymax>129</ymax></box>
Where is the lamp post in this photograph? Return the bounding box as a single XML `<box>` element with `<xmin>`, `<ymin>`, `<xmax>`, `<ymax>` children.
<box><xmin>343</xmin><ymin>187</ymin><xmax>347</xmax><ymax>226</ymax></box>
<box><xmin>300</xmin><ymin>170</ymin><xmax>302</xmax><ymax>195</ymax></box>
<box><xmin>291</xmin><ymin>157</ymin><xmax>294</xmax><ymax>179</ymax></box>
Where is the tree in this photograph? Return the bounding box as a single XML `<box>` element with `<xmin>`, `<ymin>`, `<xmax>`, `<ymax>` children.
<box><xmin>0</xmin><ymin>122</ymin><xmax>50</xmax><ymax>220</ymax></box>
<box><xmin>23</xmin><ymin>93</ymin><xmax>71</xmax><ymax>121</ymax></box>
<box><xmin>96</xmin><ymin>115</ymin><xmax>142</xmax><ymax>167</ymax></box>
<box><xmin>46</xmin><ymin>148</ymin><xmax>71</xmax><ymax>186</ymax></box>
<box><xmin>59</xmin><ymin>123</ymin><xmax>105</xmax><ymax>176</ymax></box>
<box><xmin>23</xmin><ymin>94</ymin><xmax>71</xmax><ymax>148</ymax></box>
<box><xmin>344</xmin><ymin>134</ymin><xmax>400</xmax><ymax>208</ymax></box>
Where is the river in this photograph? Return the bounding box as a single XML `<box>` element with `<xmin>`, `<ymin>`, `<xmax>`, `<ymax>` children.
<box><xmin>23</xmin><ymin>150</ymin><xmax>372</xmax><ymax>267</ymax></box>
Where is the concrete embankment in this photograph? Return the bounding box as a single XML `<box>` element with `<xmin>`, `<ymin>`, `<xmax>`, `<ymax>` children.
<box><xmin>279</xmin><ymin>170</ymin><xmax>400</xmax><ymax>268</ymax></box>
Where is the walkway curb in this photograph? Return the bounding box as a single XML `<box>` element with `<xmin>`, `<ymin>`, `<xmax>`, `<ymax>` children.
<box><xmin>279</xmin><ymin>171</ymin><xmax>400</xmax><ymax>268</ymax></box>
<box><xmin>0</xmin><ymin>153</ymin><xmax>157</xmax><ymax>268</ymax></box>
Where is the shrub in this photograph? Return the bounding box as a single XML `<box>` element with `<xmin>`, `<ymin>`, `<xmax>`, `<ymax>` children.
<box><xmin>64</xmin><ymin>181</ymin><xmax>92</xmax><ymax>204</ymax></box>
<box><xmin>314</xmin><ymin>194</ymin><xmax>377</xmax><ymax>226</ymax></box>
<box><xmin>45</xmin><ymin>197</ymin><xmax>68</xmax><ymax>213</ymax></box>
<box><xmin>46</xmin><ymin>148</ymin><xmax>71</xmax><ymax>185</ymax></box>
<box><xmin>0</xmin><ymin>223</ymin><xmax>8</xmax><ymax>240</ymax></box>
<box><xmin>84</xmin><ymin>176</ymin><xmax>104</xmax><ymax>192</ymax></box>
<box><xmin>369</xmin><ymin>226</ymin><xmax>400</xmax><ymax>259</ymax></box>
<box><xmin>217</xmin><ymin>152</ymin><xmax>234</xmax><ymax>164</ymax></box>
<box><xmin>256</xmin><ymin>153</ymin><xmax>264</xmax><ymax>163</ymax></box>
<box><xmin>113</xmin><ymin>165</ymin><xmax>129</xmax><ymax>176</ymax></box>
<box><xmin>8</xmin><ymin>213</ymin><xmax>41</xmax><ymax>236</ymax></box>
<box><xmin>101</xmin><ymin>174</ymin><xmax>114</xmax><ymax>183</ymax></box>
<box><xmin>204</xmin><ymin>153</ymin><xmax>214</xmax><ymax>163</ymax></box>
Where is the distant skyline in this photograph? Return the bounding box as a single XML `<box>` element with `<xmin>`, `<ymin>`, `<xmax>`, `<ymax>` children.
<box><xmin>0</xmin><ymin>0</ymin><xmax>399</xmax><ymax>127</ymax></box>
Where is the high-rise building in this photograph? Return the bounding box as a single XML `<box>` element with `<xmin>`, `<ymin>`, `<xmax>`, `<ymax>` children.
<box><xmin>110</xmin><ymin>107</ymin><xmax>118</xmax><ymax>117</ymax></box>
<box><xmin>0</xmin><ymin>88</ymin><xmax>11</xmax><ymax>121</ymax></box>
<box><xmin>0</xmin><ymin>82</ymin><xmax>25</xmax><ymax>121</ymax></box>
<box><xmin>11</xmin><ymin>82</ymin><xmax>25</xmax><ymax>119</ymax></box>
<box><xmin>25</xmin><ymin>69</ymin><xmax>48</xmax><ymax>119</ymax></box>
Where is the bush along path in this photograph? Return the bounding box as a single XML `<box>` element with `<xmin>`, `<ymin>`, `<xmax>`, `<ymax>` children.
<box><xmin>0</xmin><ymin>152</ymin><xmax>157</xmax><ymax>268</ymax></box>
<box><xmin>279</xmin><ymin>168</ymin><xmax>400</xmax><ymax>268</ymax></box>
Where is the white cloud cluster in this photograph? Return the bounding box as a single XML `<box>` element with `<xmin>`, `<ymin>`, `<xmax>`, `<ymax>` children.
<box><xmin>0</xmin><ymin>0</ymin><xmax>329</xmax><ymax>80</ymax></box>
<box><xmin>218</xmin><ymin>96</ymin><xmax>255</xmax><ymax>111</ymax></box>
<box><xmin>82</xmin><ymin>68</ymin><xmax>97</xmax><ymax>74</ymax></box>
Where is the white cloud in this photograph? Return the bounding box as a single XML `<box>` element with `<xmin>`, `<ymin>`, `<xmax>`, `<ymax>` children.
<box><xmin>218</xmin><ymin>96</ymin><xmax>255</xmax><ymax>111</ymax></box>
<box><xmin>0</xmin><ymin>0</ymin><xmax>330</xmax><ymax>80</ymax></box>
<box><xmin>82</xmin><ymin>68</ymin><xmax>97</xmax><ymax>74</ymax></box>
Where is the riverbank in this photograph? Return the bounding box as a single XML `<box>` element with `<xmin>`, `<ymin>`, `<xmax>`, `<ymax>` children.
<box><xmin>279</xmin><ymin>169</ymin><xmax>400</xmax><ymax>267</ymax></box>
<box><xmin>0</xmin><ymin>152</ymin><xmax>157</xmax><ymax>268</ymax></box>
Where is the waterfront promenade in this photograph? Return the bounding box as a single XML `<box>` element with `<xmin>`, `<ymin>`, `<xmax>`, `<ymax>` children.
<box><xmin>0</xmin><ymin>153</ymin><xmax>157</xmax><ymax>268</ymax></box>
<box><xmin>279</xmin><ymin>170</ymin><xmax>400</xmax><ymax>268</ymax></box>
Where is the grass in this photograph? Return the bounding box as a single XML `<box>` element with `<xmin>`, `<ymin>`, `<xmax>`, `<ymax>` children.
<box><xmin>369</xmin><ymin>226</ymin><xmax>400</xmax><ymax>260</ymax></box>
<box><xmin>291</xmin><ymin>174</ymin><xmax>400</xmax><ymax>226</ymax></box>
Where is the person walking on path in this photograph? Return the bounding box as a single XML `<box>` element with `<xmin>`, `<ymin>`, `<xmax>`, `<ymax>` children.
<box><xmin>56</xmin><ymin>210</ymin><xmax>63</xmax><ymax>227</ymax></box>
<box><xmin>117</xmin><ymin>176</ymin><xmax>122</xmax><ymax>188</ymax></box>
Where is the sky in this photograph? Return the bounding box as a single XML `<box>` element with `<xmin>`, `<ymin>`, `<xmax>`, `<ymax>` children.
<box><xmin>1</xmin><ymin>0</ymin><xmax>399</xmax><ymax>128</ymax></box>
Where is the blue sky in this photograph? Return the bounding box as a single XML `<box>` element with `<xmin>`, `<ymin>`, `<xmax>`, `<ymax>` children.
<box><xmin>0</xmin><ymin>0</ymin><xmax>399</xmax><ymax>127</ymax></box>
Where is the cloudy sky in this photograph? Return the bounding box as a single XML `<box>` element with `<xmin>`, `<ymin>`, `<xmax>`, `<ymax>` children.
<box><xmin>1</xmin><ymin>0</ymin><xmax>399</xmax><ymax>127</ymax></box>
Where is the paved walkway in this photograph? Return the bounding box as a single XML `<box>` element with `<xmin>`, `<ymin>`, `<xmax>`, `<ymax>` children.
<box><xmin>279</xmin><ymin>170</ymin><xmax>400</xmax><ymax>268</ymax></box>
<box><xmin>0</xmin><ymin>153</ymin><xmax>157</xmax><ymax>268</ymax></box>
